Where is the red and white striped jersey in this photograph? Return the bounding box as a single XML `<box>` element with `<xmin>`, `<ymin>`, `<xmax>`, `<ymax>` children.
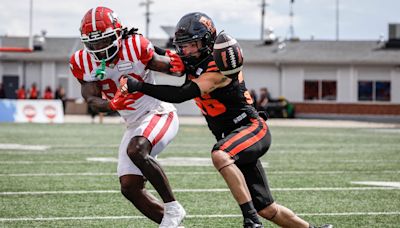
<box><xmin>69</xmin><ymin>34</ymin><xmax>175</xmax><ymax>125</ymax></box>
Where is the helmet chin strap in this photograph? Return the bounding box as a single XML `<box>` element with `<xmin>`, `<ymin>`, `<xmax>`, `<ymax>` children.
<box><xmin>184</xmin><ymin>53</ymin><xmax>211</xmax><ymax>72</ymax></box>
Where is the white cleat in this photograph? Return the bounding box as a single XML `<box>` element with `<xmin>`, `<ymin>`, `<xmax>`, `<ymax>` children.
<box><xmin>159</xmin><ymin>201</ymin><xmax>186</xmax><ymax>228</ymax></box>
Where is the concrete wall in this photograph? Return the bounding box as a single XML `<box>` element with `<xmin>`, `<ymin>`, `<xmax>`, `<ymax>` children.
<box><xmin>337</xmin><ymin>66</ymin><xmax>353</xmax><ymax>102</ymax></box>
<box><xmin>242</xmin><ymin>63</ymin><xmax>280</xmax><ymax>98</ymax></box>
<box><xmin>41</xmin><ymin>62</ymin><xmax>55</xmax><ymax>92</ymax></box>
<box><xmin>391</xmin><ymin>68</ymin><xmax>400</xmax><ymax>103</ymax></box>
<box><xmin>281</xmin><ymin>65</ymin><xmax>304</xmax><ymax>102</ymax></box>
<box><xmin>1</xmin><ymin>62</ymin><xmax>22</xmax><ymax>85</ymax></box>
<box><xmin>25</xmin><ymin>62</ymin><xmax>41</xmax><ymax>91</ymax></box>
<box><xmin>55</xmin><ymin>62</ymin><xmax>81</xmax><ymax>99</ymax></box>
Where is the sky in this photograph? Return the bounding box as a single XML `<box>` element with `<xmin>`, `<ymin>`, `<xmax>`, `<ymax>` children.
<box><xmin>0</xmin><ymin>0</ymin><xmax>399</xmax><ymax>41</ymax></box>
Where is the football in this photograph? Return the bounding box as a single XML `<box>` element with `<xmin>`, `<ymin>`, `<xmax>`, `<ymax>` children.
<box><xmin>212</xmin><ymin>32</ymin><xmax>244</xmax><ymax>78</ymax></box>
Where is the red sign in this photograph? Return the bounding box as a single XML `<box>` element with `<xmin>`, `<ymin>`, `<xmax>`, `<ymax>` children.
<box><xmin>44</xmin><ymin>105</ymin><xmax>57</xmax><ymax>120</ymax></box>
<box><xmin>23</xmin><ymin>105</ymin><xmax>36</xmax><ymax>122</ymax></box>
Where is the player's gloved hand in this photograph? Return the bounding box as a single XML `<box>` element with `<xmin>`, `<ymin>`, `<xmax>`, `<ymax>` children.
<box><xmin>120</xmin><ymin>76</ymin><xmax>143</xmax><ymax>94</ymax></box>
<box><xmin>109</xmin><ymin>90</ymin><xmax>135</xmax><ymax>111</ymax></box>
<box><xmin>166</xmin><ymin>50</ymin><xmax>185</xmax><ymax>74</ymax></box>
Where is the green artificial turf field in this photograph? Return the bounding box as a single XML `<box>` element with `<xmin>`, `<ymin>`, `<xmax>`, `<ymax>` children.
<box><xmin>0</xmin><ymin>122</ymin><xmax>399</xmax><ymax>227</ymax></box>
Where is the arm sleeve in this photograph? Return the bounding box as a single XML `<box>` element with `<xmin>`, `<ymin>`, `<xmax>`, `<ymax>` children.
<box><xmin>154</xmin><ymin>46</ymin><xmax>167</xmax><ymax>56</ymax></box>
<box><xmin>140</xmin><ymin>81</ymin><xmax>201</xmax><ymax>103</ymax></box>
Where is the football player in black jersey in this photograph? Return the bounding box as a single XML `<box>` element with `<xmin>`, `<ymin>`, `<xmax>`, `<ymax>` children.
<box><xmin>119</xmin><ymin>12</ymin><xmax>333</xmax><ymax>228</ymax></box>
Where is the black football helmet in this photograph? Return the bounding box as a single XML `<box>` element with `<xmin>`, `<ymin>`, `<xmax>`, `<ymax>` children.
<box><xmin>173</xmin><ymin>12</ymin><xmax>217</xmax><ymax>69</ymax></box>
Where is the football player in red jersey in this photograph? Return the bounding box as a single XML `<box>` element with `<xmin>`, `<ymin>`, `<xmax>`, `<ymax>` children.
<box><xmin>120</xmin><ymin>12</ymin><xmax>333</xmax><ymax>228</ymax></box>
<box><xmin>69</xmin><ymin>7</ymin><xmax>186</xmax><ymax>228</ymax></box>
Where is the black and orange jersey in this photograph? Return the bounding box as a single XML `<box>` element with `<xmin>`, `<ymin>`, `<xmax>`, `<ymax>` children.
<box><xmin>185</xmin><ymin>55</ymin><xmax>259</xmax><ymax>140</ymax></box>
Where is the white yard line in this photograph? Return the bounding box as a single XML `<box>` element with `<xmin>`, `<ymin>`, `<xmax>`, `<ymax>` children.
<box><xmin>268</xmin><ymin>170</ymin><xmax>400</xmax><ymax>174</ymax></box>
<box><xmin>51</xmin><ymin>145</ymin><xmax>119</xmax><ymax>148</ymax></box>
<box><xmin>0</xmin><ymin>161</ymin><xmax>92</xmax><ymax>164</ymax></box>
<box><xmin>1</xmin><ymin>159</ymin><xmax>398</xmax><ymax>165</ymax></box>
<box><xmin>298</xmin><ymin>212</ymin><xmax>400</xmax><ymax>216</ymax></box>
<box><xmin>86</xmin><ymin>157</ymin><xmax>117</xmax><ymax>162</ymax></box>
<box><xmin>2</xmin><ymin>148</ymin><xmax>397</xmax><ymax>155</ymax></box>
<box><xmin>0</xmin><ymin>151</ymin><xmax>112</xmax><ymax>155</ymax></box>
<box><xmin>350</xmin><ymin>181</ymin><xmax>400</xmax><ymax>188</ymax></box>
<box><xmin>0</xmin><ymin>144</ymin><xmax>50</xmax><ymax>151</ymax></box>
<box><xmin>1</xmin><ymin>212</ymin><xmax>399</xmax><ymax>222</ymax></box>
<box><xmin>1</xmin><ymin>142</ymin><xmax>399</xmax><ymax>150</ymax></box>
<box><xmin>1</xmin><ymin>187</ymin><xmax>399</xmax><ymax>196</ymax></box>
<box><xmin>0</xmin><ymin>173</ymin><xmax>116</xmax><ymax>177</ymax></box>
<box><xmin>0</xmin><ymin>170</ymin><xmax>399</xmax><ymax>177</ymax></box>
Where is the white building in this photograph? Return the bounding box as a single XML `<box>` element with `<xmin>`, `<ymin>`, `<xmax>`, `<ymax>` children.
<box><xmin>1</xmin><ymin>35</ymin><xmax>399</xmax><ymax>116</ymax></box>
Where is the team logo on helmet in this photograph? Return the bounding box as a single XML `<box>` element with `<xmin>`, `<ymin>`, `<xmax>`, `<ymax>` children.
<box><xmin>88</xmin><ymin>30</ymin><xmax>102</xmax><ymax>39</ymax></box>
<box><xmin>109</xmin><ymin>12</ymin><xmax>119</xmax><ymax>28</ymax></box>
<box><xmin>199</xmin><ymin>16</ymin><xmax>216</xmax><ymax>34</ymax></box>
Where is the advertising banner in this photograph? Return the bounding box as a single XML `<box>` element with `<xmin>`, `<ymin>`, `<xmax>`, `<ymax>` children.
<box><xmin>0</xmin><ymin>99</ymin><xmax>64</xmax><ymax>123</ymax></box>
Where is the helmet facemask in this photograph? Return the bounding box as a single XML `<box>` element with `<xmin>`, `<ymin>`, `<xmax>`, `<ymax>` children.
<box><xmin>174</xmin><ymin>33</ymin><xmax>214</xmax><ymax>69</ymax></box>
<box><xmin>81</xmin><ymin>28</ymin><xmax>122</xmax><ymax>62</ymax></box>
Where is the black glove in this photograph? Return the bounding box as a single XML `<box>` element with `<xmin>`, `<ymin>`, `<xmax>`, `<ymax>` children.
<box><xmin>258</xmin><ymin>111</ymin><xmax>269</xmax><ymax>120</ymax></box>
<box><xmin>120</xmin><ymin>76</ymin><xmax>143</xmax><ymax>94</ymax></box>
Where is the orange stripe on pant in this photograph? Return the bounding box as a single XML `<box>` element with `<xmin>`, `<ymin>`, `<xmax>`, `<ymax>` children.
<box><xmin>227</xmin><ymin>120</ymin><xmax>267</xmax><ymax>157</ymax></box>
<box><xmin>220</xmin><ymin>118</ymin><xmax>260</xmax><ymax>152</ymax></box>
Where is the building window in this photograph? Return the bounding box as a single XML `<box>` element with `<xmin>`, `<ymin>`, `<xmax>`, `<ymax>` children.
<box><xmin>304</xmin><ymin>80</ymin><xmax>337</xmax><ymax>101</ymax></box>
<box><xmin>322</xmin><ymin>81</ymin><xmax>337</xmax><ymax>100</ymax></box>
<box><xmin>376</xmin><ymin>81</ymin><xmax>391</xmax><ymax>101</ymax></box>
<box><xmin>358</xmin><ymin>80</ymin><xmax>390</xmax><ymax>101</ymax></box>
<box><xmin>358</xmin><ymin>81</ymin><xmax>373</xmax><ymax>101</ymax></box>
<box><xmin>304</xmin><ymin>81</ymin><xmax>319</xmax><ymax>100</ymax></box>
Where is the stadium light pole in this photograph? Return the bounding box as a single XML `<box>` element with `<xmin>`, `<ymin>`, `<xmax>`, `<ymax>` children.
<box><xmin>289</xmin><ymin>0</ymin><xmax>295</xmax><ymax>40</ymax></box>
<box><xmin>260</xmin><ymin>0</ymin><xmax>268</xmax><ymax>41</ymax></box>
<box><xmin>336</xmin><ymin>0</ymin><xmax>339</xmax><ymax>41</ymax></box>
<box><xmin>139</xmin><ymin>0</ymin><xmax>154</xmax><ymax>38</ymax></box>
<box><xmin>29</xmin><ymin>0</ymin><xmax>33</xmax><ymax>50</ymax></box>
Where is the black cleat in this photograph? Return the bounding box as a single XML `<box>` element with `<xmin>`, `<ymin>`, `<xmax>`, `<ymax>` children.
<box><xmin>243</xmin><ymin>218</ymin><xmax>264</xmax><ymax>228</ymax></box>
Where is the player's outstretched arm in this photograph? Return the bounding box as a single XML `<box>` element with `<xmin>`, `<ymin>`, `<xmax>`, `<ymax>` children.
<box><xmin>120</xmin><ymin>76</ymin><xmax>200</xmax><ymax>103</ymax></box>
<box><xmin>120</xmin><ymin>72</ymin><xmax>230</xmax><ymax>103</ymax></box>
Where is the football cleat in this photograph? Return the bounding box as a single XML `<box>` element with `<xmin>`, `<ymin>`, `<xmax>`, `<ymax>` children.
<box><xmin>159</xmin><ymin>202</ymin><xmax>186</xmax><ymax>228</ymax></box>
<box><xmin>243</xmin><ymin>218</ymin><xmax>264</xmax><ymax>228</ymax></box>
